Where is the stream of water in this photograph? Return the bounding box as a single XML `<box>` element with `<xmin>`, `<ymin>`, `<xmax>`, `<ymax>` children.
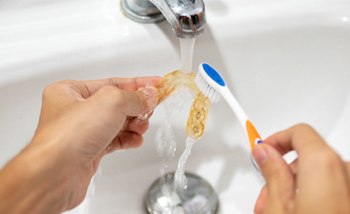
<box><xmin>147</xmin><ymin>36</ymin><xmax>219</xmax><ymax>213</ymax></box>
<box><xmin>180</xmin><ymin>37</ymin><xmax>196</xmax><ymax>73</ymax></box>
<box><xmin>155</xmin><ymin>36</ymin><xmax>198</xmax><ymax>191</ymax></box>
<box><xmin>174</xmin><ymin>136</ymin><xmax>196</xmax><ymax>190</ymax></box>
<box><xmin>173</xmin><ymin>37</ymin><xmax>198</xmax><ymax>190</ymax></box>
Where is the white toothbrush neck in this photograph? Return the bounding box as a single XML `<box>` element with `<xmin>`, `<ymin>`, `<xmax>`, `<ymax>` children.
<box><xmin>220</xmin><ymin>86</ymin><xmax>249</xmax><ymax>128</ymax></box>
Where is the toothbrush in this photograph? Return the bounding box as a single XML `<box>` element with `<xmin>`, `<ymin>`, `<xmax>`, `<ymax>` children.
<box><xmin>195</xmin><ymin>63</ymin><xmax>263</xmax><ymax>152</ymax></box>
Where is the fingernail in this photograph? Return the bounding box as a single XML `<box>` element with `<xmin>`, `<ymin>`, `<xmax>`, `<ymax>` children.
<box><xmin>139</xmin><ymin>86</ymin><xmax>159</xmax><ymax>109</ymax></box>
<box><xmin>253</xmin><ymin>145</ymin><xmax>268</xmax><ymax>168</ymax></box>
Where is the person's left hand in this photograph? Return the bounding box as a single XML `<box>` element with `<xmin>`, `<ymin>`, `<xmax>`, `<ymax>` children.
<box><xmin>252</xmin><ymin>124</ymin><xmax>350</xmax><ymax>214</ymax></box>
<box><xmin>0</xmin><ymin>77</ymin><xmax>160</xmax><ymax>213</ymax></box>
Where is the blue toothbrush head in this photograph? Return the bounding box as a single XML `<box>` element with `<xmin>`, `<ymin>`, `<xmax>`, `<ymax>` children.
<box><xmin>195</xmin><ymin>63</ymin><xmax>226</xmax><ymax>103</ymax></box>
<box><xmin>202</xmin><ymin>63</ymin><xmax>226</xmax><ymax>86</ymax></box>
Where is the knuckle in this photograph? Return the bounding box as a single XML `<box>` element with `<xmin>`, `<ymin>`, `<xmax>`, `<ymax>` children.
<box><xmin>42</xmin><ymin>84</ymin><xmax>59</xmax><ymax>98</ymax></box>
<box><xmin>42</xmin><ymin>85</ymin><xmax>54</xmax><ymax>97</ymax></box>
<box><xmin>42</xmin><ymin>80</ymin><xmax>74</xmax><ymax>97</ymax></box>
<box><xmin>57</xmin><ymin>79</ymin><xmax>76</xmax><ymax>85</ymax></box>
<box><xmin>133</xmin><ymin>136</ymin><xmax>144</xmax><ymax>148</ymax></box>
<box><xmin>293</xmin><ymin>123</ymin><xmax>315</xmax><ymax>132</ymax></box>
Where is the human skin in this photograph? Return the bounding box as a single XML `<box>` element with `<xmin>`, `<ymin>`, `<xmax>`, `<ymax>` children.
<box><xmin>1</xmin><ymin>78</ymin><xmax>349</xmax><ymax>214</ymax></box>
<box><xmin>253</xmin><ymin>124</ymin><xmax>350</xmax><ymax>214</ymax></box>
<box><xmin>0</xmin><ymin>77</ymin><xmax>160</xmax><ymax>214</ymax></box>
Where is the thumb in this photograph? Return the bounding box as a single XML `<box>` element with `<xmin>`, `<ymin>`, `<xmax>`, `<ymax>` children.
<box><xmin>92</xmin><ymin>85</ymin><xmax>159</xmax><ymax>117</ymax></box>
<box><xmin>120</xmin><ymin>86</ymin><xmax>158</xmax><ymax>117</ymax></box>
<box><xmin>122</xmin><ymin>86</ymin><xmax>159</xmax><ymax>117</ymax></box>
<box><xmin>252</xmin><ymin>144</ymin><xmax>295</xmax><ymax>213</ymax></box>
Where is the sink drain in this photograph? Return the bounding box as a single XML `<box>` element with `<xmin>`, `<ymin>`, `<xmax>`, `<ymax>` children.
<box><xmin>145</xmin><ymin>172</ymin><xmax>219</xmax><ymax>214</ymax></box>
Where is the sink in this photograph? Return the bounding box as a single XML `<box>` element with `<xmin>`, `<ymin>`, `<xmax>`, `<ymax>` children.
<box><xmin>0</xmin><ymin>0</ymin><xmax>350</xmax><ymax>213</ymax></box>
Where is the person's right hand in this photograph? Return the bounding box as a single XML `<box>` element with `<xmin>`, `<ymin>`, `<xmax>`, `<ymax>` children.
<box><xmin>252</xmin><ymin>124</ymin><xmax>350</xmax><ymax>214</ymax></box>
<box><xmin>0</xmin><ymin>76</ymin><xmax>160</xmax><ymax>214</ymax></box>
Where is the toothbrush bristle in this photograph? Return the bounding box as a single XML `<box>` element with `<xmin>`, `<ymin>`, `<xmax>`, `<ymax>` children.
<box><xmin>195</xmin><ymin>72</ymin><xmax>221</xmax><ymax>103</ymax></box>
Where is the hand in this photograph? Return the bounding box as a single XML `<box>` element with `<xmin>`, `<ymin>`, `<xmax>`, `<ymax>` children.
<box><xmin>252</xmin><ymin>124</ymin><xmax>350</xmax><ymax>214</ymax></box>
<box><xmin>0</xmin><ymin>77</ymin><xmax>160</xmax><ymax>214</ymax></box>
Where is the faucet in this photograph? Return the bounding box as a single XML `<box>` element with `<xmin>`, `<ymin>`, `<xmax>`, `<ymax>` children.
<box><xmin>121</xmin><ymin>0</ymin><xmax>206</xmax><ymax>38</ymax></box>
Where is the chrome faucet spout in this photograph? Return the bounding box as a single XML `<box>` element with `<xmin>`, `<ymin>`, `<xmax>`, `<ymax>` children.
<box><xmin>121</xmin><ymin>0</ymin><xmax>206</xmax><ymax>38</ymax></box>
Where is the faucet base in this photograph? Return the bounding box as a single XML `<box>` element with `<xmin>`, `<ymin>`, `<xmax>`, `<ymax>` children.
<box><xmin>121</xmin><ymin>0</ymin><xmax>165</xmax><ymax>23</ymax></box>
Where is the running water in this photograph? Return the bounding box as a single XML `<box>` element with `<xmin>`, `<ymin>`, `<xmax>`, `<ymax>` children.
<box><xmin>156</xmin><ymin>36</ymin><xmax>197</xmax><ymax>177</ymax></box>
<box><xmin>174</xmin><ymin>137</ymin><xmax>196</xmax><ymax>191</ymax></box>
<box><xmin>174</xmin><ymin>37</ymin><xmax>198</xmax><ymax>191</ymax></box>
<box><xmin>156</xmin><ymin>90</ymin><xmax>193</xmax><ymax>176</ymax></box>
<box><xmin>156</xmin><ymin>120</ymin><xmax>176</xmax><ymax>175</ymax></box>
<box><xmin>146</xmin><ymin>36</ymin><xmax>215</xmax><ymax>213</ymax></box>
<box><xmin>180</xmin><ymin>37</ymin><xmax>196</xmax><ymax>73</ymax></box>
<box><xmin>156</xmin><ymin>36</ymin><xmax>199</xmax><ymax>192</ymax></box>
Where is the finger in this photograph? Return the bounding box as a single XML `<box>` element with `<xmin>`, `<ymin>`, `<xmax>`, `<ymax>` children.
<box><xmin>80</xmin><ymin>77</ymin><xmax>161</xmax><ymax>97</ymax></box>
<box><xmin>289</xmin><ymin>158</ymin><xmax>298</xmax><ymax>175</ymax></box>
<box><xmin>264</xmin><ymin>124</ymin><xmax>329</xmax><ymax>156</ymax></box>
<box><xmin>264</xmin><ymin>124</ymin><xmax>346</xmax><ymax>187</ymax></box>
<box><xmin>345</xmin><ymin>162</ymin><xmax>350</xmax><ymax>184</ymax></box>
<box><xmin>254</xmin><ymin>186</ymin><xmax>268</xmax><ymax>214</ymax></box>
<box><xmin>252</xmin><ymin>144</ymin><xmax>295</xmax><ymax>213</ymax></box>
<box><xmin>92</xmin><ymin>85</ymin><xmax>159</xmax><ymax>117</ymax></box>
<box><xmin>124</xmin><ymin>118</ymin><xmax>150</xmax><ymax>135</ymax></box>
<box><xmin>295</xmin><ymin>153</ymin><xmax>350</xmax><ymax>213</ymax></box>
<box><xmin>106</xmin><ymin>131</ymin><xmax>143</xmax><ymax>153</ymax></box>
<box><xmin>263</xmin><ymin>125</ymin><xmax>350</xmax><ymax>213</ymax></box>
<box><xmin>267</xmin><ymin>126</ymin><xmax>350</xmax><ymax>212</ymax></box>
<box><xmin>346</xmin><ymin>162</ymin><xmax>350</xmax><ymax>171</ymax></box>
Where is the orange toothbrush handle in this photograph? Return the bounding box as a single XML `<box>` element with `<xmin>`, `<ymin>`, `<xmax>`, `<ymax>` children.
<box><xmin>246</xmin><ymin>120</ymin><xmax>263</xmax><ymax>150</ymax></box>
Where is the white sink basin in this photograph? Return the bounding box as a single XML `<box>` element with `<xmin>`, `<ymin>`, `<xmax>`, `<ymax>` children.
<box><xmin>1</xmin><ymin>0</ymin><xmax>350</xmax><ymax>213</ymax></box>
